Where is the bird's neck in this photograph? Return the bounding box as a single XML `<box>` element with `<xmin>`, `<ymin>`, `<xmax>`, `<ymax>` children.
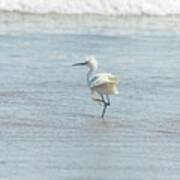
<box><xmin>87</xmin><ymin>68</ymin><xmax>94</xmax><ymax>86</ymax></box>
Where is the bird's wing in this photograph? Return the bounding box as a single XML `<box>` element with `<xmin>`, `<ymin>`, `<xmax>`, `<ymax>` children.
<box><xmin>89</xmin><ymin>73</ymin><xmax>119</xmax><ymax>88</ymax></box>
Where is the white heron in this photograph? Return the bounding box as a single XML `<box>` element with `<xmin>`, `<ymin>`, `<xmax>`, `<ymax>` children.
<box><xmin>72</xmin><ymin>56</ymin><xmax>119</xmax><ymax>118</ymax></box>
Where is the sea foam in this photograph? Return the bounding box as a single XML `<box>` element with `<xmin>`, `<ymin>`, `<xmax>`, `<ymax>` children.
<box><xmin>0</xmin><ymin>0</ymin><xmax>180</xmax><ymax>16</ymax></box>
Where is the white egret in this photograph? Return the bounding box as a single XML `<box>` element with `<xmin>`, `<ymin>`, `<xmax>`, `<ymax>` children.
<box><xmin>72</xmin><ymin>56</ymin><xmax>119</xmax><ymax>118</ymax></box>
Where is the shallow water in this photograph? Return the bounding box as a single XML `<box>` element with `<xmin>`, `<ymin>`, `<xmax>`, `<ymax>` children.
<box><xmin>0</xmin><ymin>13</ymin><xmax>180</xmax><ymax>179</ymax></box>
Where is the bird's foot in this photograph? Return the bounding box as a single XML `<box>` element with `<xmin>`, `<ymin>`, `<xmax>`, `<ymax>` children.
<box><xmin>107</xmin><ymin>102</ymin><xmax>110</xmax><ymax>106</ymax></box>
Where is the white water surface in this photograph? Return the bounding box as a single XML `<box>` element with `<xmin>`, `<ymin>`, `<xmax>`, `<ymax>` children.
<box><xmin>0</xmin><ymin>0</ymin><xmax>180</xmax><ymax>15</ymax></box>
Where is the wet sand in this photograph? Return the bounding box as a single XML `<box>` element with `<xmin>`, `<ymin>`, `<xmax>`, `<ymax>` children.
<box><xmin>1</xmin><ymin>115</ymin><xmax>180</xmax><ymax>179</ymax></box>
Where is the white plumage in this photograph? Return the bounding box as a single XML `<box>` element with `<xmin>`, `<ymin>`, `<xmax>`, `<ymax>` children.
<box><xmin>90</xmin><ymin>73</ymin><xmax>119</xmax><ymax>101</ymax></box>
<box><xmin>72</xmin><ymin>56</ymin><xmax>119</xmax><ymax>118</ymax></box>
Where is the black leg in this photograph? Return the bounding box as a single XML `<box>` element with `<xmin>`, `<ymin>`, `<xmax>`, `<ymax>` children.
<box><xmin>101</xmin><ymin>102</ymin><xmax>107</xmax><ymax>119</ymax></box>
<box><xmin>106</xmin><ymin>95</ymin><xmax>110</xmax><ymax>106</ymax></box>
<box><xmin>100</xmin><ymin>95</ymin><xmax>109</xmax><ymax>119</ymax></box>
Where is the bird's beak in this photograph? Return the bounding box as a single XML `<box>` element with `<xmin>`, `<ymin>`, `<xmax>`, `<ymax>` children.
<box><xmin>72</xmin><ymin>61</ymin><xmax>87</xmax><ymax>66</ymax></box>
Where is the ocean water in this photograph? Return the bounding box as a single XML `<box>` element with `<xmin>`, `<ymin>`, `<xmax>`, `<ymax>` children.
<box><xmin>0</xmin><ymin>2</ymin><xmax>180</xmax><ymax>180</ymax></box>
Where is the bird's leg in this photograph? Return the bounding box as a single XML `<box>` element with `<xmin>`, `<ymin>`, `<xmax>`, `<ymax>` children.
<box><xmin>106</xmin><ymin>95</ymin><xmax>110</xmax><ymax>106</ymax></box>
<box><xmin>101</xmin><ymin>102</ymin><xmax>107</xmax><ymax>119</ymax></box>
<box><xmin>101</xmin><ymin>95</ymin><xmax>108</xmax><ymax>119</ymax></box>
<box><xmin>100</xmin><ymin>94</ymin><xmax>106</xmax><ymax>104</ymax></box>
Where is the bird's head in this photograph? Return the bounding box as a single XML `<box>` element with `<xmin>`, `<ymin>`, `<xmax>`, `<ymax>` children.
<box><xmin>72</xmin><ymin>56</ymin><xmax>98</xmax><ymax>71</ymax></box>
